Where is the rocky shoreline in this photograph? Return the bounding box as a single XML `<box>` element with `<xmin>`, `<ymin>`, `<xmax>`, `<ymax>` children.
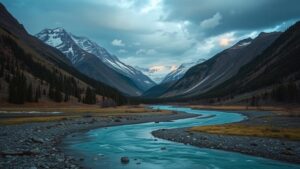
<box><xmin>152</xmin><ymin>110</ymin><xmax>300</xmax><ymax>164</ymax></box>
<box><xmin>0</xmin><ymin>111</ymin><xmax>197</xmax><ymax>169</ymax></box>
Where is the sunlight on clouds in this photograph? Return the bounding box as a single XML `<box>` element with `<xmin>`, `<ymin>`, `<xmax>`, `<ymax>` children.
<box><xmin>219</xmin><ymin>38</ymin><xmax>230</xmax><ymax>46</ymax></box>
<box><xmin>149</xmin><ymin>65</ymin><xmax>165</xmax><ymax>73</ymax></box>
<box><xmin>149</xmin><ymin>65</ymin><xmax>178</xmax><ymax>73</ymax></box>
<box><xmin>218</xmin><ymin>32</ymin><xmax>236</xmax><ymax>47</ymax></box>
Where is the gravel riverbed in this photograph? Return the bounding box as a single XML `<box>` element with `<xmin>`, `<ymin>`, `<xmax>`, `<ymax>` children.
<box><xmin>0</xmin><ymin>111</ymin><xmax>196</xmax><ymax>169</ymax></box>
<box><xmin>152</xmin><ymin>110</ymin><xmax>300</xmax><ymax>164</ymax></box>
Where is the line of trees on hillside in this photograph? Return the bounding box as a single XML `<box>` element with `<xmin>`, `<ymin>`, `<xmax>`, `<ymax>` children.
<box><xmin>244</xmin><ymin>82</ymin><xmax>300</xmax><ymax>106</ymax></box>
<box><xmin>201</xmin><ymin>81</ymin><xmax>300</xmax><ymax>106</ymax></box>
<box><xmin>0</xmin><ymin>35</ymin><xmax>119</xmax><ymax>105</ymax></box>
<box><xmin>0</xmin><ymin>51</ymin><xmax>98</xmax><ymax>104</ymax></box>
<box><xmin>7</xmin><ymin>70</ymin><xmax>41</xmax><ymax>104</ymax></box>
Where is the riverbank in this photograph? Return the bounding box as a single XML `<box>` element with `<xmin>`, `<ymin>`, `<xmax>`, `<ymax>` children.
<box><xmin>0</xmin><ymin>107</ymin><xmax>197</xmax><ymax>169</ymax></box>
<box><xmin>152</xmin><ymin>108</ymin><xmax>300</xmax><ymax>164</ymax></box>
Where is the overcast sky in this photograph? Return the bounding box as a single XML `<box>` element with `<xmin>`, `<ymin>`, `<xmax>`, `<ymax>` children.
<box><xmin>1</xmin><ymin>0</ymin><xmax>300</xmax><ymax>82</ymax></box>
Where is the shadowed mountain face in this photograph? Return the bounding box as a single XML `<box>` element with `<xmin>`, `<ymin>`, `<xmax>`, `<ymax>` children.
<box><xmin>36</xmin><ymin>28</ymin><xmax>155</xmax><ymax>96</ymax></box>
<box><xmin>142</xmin><ymin>81</ymin><xmax>175</xmax><ymax>98</ymax></box>
<box><xmin>200</xmin><ymin>21</ymin><xmax>300</xmax><ymax>99</ymax></box>
<box><xmin>0</xmin><ymin>4</ymin><xmax>72</xmax><ymax>66</ymax></box>
<box><xmin>160</xmin><ymin>32</ymin><xmax>281</xmax><ymax>98</ymax></box>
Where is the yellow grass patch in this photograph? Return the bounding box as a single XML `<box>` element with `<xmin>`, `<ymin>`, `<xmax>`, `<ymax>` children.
<box><xmin>188</xmin><ymin>105</ymin><xmax>300</xmax><ymax>116</ymax></box>
<box><xmin>190</xmin><ymin>124</ymin><xmax>300</xmax><ymax>141</ymax></box>
<box><xmin>0</xmin><ymin>105</ymin><xmax>154</xmax><ymax>114</ymax></box>
<box><xmin>0</xmin><ymin>105</ymin><xmax>171</xmax><ymax>125</ymax></box>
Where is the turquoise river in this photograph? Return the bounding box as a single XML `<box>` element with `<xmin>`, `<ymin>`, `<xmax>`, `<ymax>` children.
<box><xmin>63</xmin><ymin>105</ymin><xmax>300</xmax><ymax>169</ymax></box>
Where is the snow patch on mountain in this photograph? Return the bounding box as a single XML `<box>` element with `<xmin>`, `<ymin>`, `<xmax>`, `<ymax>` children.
<box><xmin>69</xmin><ymin>34</ymin><xmax>156</xmax><ymax>89</ymax></box>
<box><xmin>238</xmin><ymin>41</ymin><xmax>251</xmax><ymax>47</ymax></box>
<box><xmin>36</xmin><ymin>28</ymin><xmax>155</xmax><ymax>90</ymax></box>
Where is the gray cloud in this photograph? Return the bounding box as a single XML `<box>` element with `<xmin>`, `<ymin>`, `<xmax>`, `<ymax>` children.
<box><xmin>1</xmin><ymin>0</ymin><xmax>300</xmax><ymax>81</ymax></box>
<box><xmin>163</xmin><ymin>0</ymin><xmax>300</xmax><ymax>36</ymax></box>
<box><xmin>200</xmin><ymin>12</ymin><xmax>222</xmax><ymax>29</ymax></box>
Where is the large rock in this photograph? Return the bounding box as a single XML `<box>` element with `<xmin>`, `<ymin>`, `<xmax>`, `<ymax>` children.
<box><xmin>121</xmin><ymin>157</ymin><xmax>129</xmax><ymax>164</ymax></box>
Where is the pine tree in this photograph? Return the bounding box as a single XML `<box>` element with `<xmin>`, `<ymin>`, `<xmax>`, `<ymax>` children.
<box><xmin>84</xmin><ymin>87</ymin><xmax>96</xmax><ymax>104</ymax></box>
<box><xmin>48</xmin><ymin>84</ymin><xmax>55</xmax><ymax>100</ymax></box>
<box><xmin>27</xmin><ymin>83</ymin><xmax>33</xmax><ymax>102</ymax></box>
<box><xmin>64</xmin><ymin>93</ymin><xmax>69</xmax><ymax>102</ymax></box>
<box><xmin>35</xmin><ymin>91</ymin><xmax>39</xmax><ymax>102</ymax></box>
<box><xmin>272</xmin><ymin>84</ymin><xmax>286</xmax><ymax>102</ymax></box>
<box><xmin>287</xmin><ymin>82</ymin><xmax>298</xmax><ymax>102</ymax></box>
<box><xmin>54</xmin><ymin>88</ymin><xmax>63</xmax><ymax>102</ymax></box>
<box><xmin>35</xmin><ymin>86</ymin><xmax>41</xmax><ymax>102</ymax></box>
<box><xmin>5</xmin><ymin>73</ymin><xmax>10</xmax><ymax>83</ymax></box>
<box><xmin>8</xmin><ymin>71</ymin><xmax>27</xmax><ymax>104</ymax></box>
<box><xmin>0</xmin><ymin>65</ymin><xmax>4</xmax><ymax>78</ymax></box>
<box><xmin>250</xmin><ymin>96</ymin><xmax>257</xmax><ymax>106</ymax></box>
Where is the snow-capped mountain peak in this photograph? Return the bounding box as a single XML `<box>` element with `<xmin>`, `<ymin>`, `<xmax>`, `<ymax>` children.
<box><xmin>36</xmin><ymin>28</ymin><xmax>86</xmax><ymax>64</ymax></box>
<box><xmin>37</xmin><ymin>28</ymin><xmax>66</xmax><ymax>47</ymax></box>
<box><xmin>68</xmin><ymin>34</ymin><xmax>156</xmax><ymax>89</ymax></box>
<box><xmin>36</xmin><ymin>28</ymin><xmax>156</xmax><ymax>90</ymax></box>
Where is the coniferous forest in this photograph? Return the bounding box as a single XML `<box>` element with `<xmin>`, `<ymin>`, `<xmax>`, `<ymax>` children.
<box><xmin>0</xmin><ymin>34</ymin><xmax>124</xmax><ymax>105</ymax></box>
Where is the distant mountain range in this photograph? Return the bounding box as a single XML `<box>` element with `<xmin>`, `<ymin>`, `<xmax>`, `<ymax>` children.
<box><xmin>134</xmin><ymin>66</ymin><xmax>166</xmax><ymax>84</ymax></box>
<box><xmin>36</xmin><ymin>28</ymin><xmax>155</xmax><ymax>96</ymax></box>
<box><xmin>161</xmin><ymin>59</ymin><xmax>206</xmax><ymax>84</ymax></box>
<box><xmin>142</xmin><ymin>59</ymin><xmax>206</xmax><ymax>98</ymax></box>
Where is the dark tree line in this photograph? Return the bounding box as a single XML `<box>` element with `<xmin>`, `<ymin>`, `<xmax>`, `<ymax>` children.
<box><xmin>83</xmin><ymin>87</ymin><xmax>96</xmax><ymax>104</ymax></box>
<box><xmin>0</xmin><ymin>35</ymin><xmax>127</xmax><ymax>105</ymax></box>
<box><xmin>7</xmin><ymin>70</ymin><xmax>42</xmax><ymax>104</ymax></box>
<box><xmin>271</xmin><ymin>82</ymin><xmax>300</xmax><ymax>103</ymax></box>
<box><xmin>237</xmin><ymin>82</ymin><xmax>300</xmax><ymax>106</ymax></box>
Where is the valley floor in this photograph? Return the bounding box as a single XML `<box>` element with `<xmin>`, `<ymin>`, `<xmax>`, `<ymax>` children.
<box><xmin>152</xmin><ymin>105</ymin><xmax>300</xmax><ymax>164</ymax></box>
<box><xmin>0</xmin><ymin>105</ymin><xmax>197</xmax><ymax>169</ymax></box>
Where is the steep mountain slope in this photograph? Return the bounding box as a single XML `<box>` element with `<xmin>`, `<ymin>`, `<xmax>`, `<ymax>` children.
<box><xmin>161</xmin><ymin>32</ymin><xmax>281</xmax><ymax>98</ymax></box>
<box><xmin>142</xmin><ymin>81</ymin><xmax>175</xmax><ymax>98</ymax></box>
<box><xmin>70</xmin><ymin>34</ymin><xmax>156</xmax><ymax>90</ymax></box>
<box><xmin>36</xmin><ymin>28</ymin><xmax>145</xmax><ymax>96</ymax></box>
<box><xmin>36</xmin><ymin>28</ymin><xmax>155</xmax><ymax>92</ymax></box>
<box><xmin>201</xmin><ymin>21</ymin><xmax>300</xmax><ymax>99</ymax></box>
<box><xmin>0</xmin><ymin>3</ymin><xmax>126</xmax><ymax>104</ymax></box>
<box><xmin>161</xmin><ymin>59</ymin><xmax>206</xmax><ymax>84</ymax></box>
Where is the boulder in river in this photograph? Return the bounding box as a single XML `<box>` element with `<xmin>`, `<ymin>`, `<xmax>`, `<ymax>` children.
<box><xmin>121</xmin><ymin>157</ymin><xmax>129</xmax><ymax>164</ymax></box>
